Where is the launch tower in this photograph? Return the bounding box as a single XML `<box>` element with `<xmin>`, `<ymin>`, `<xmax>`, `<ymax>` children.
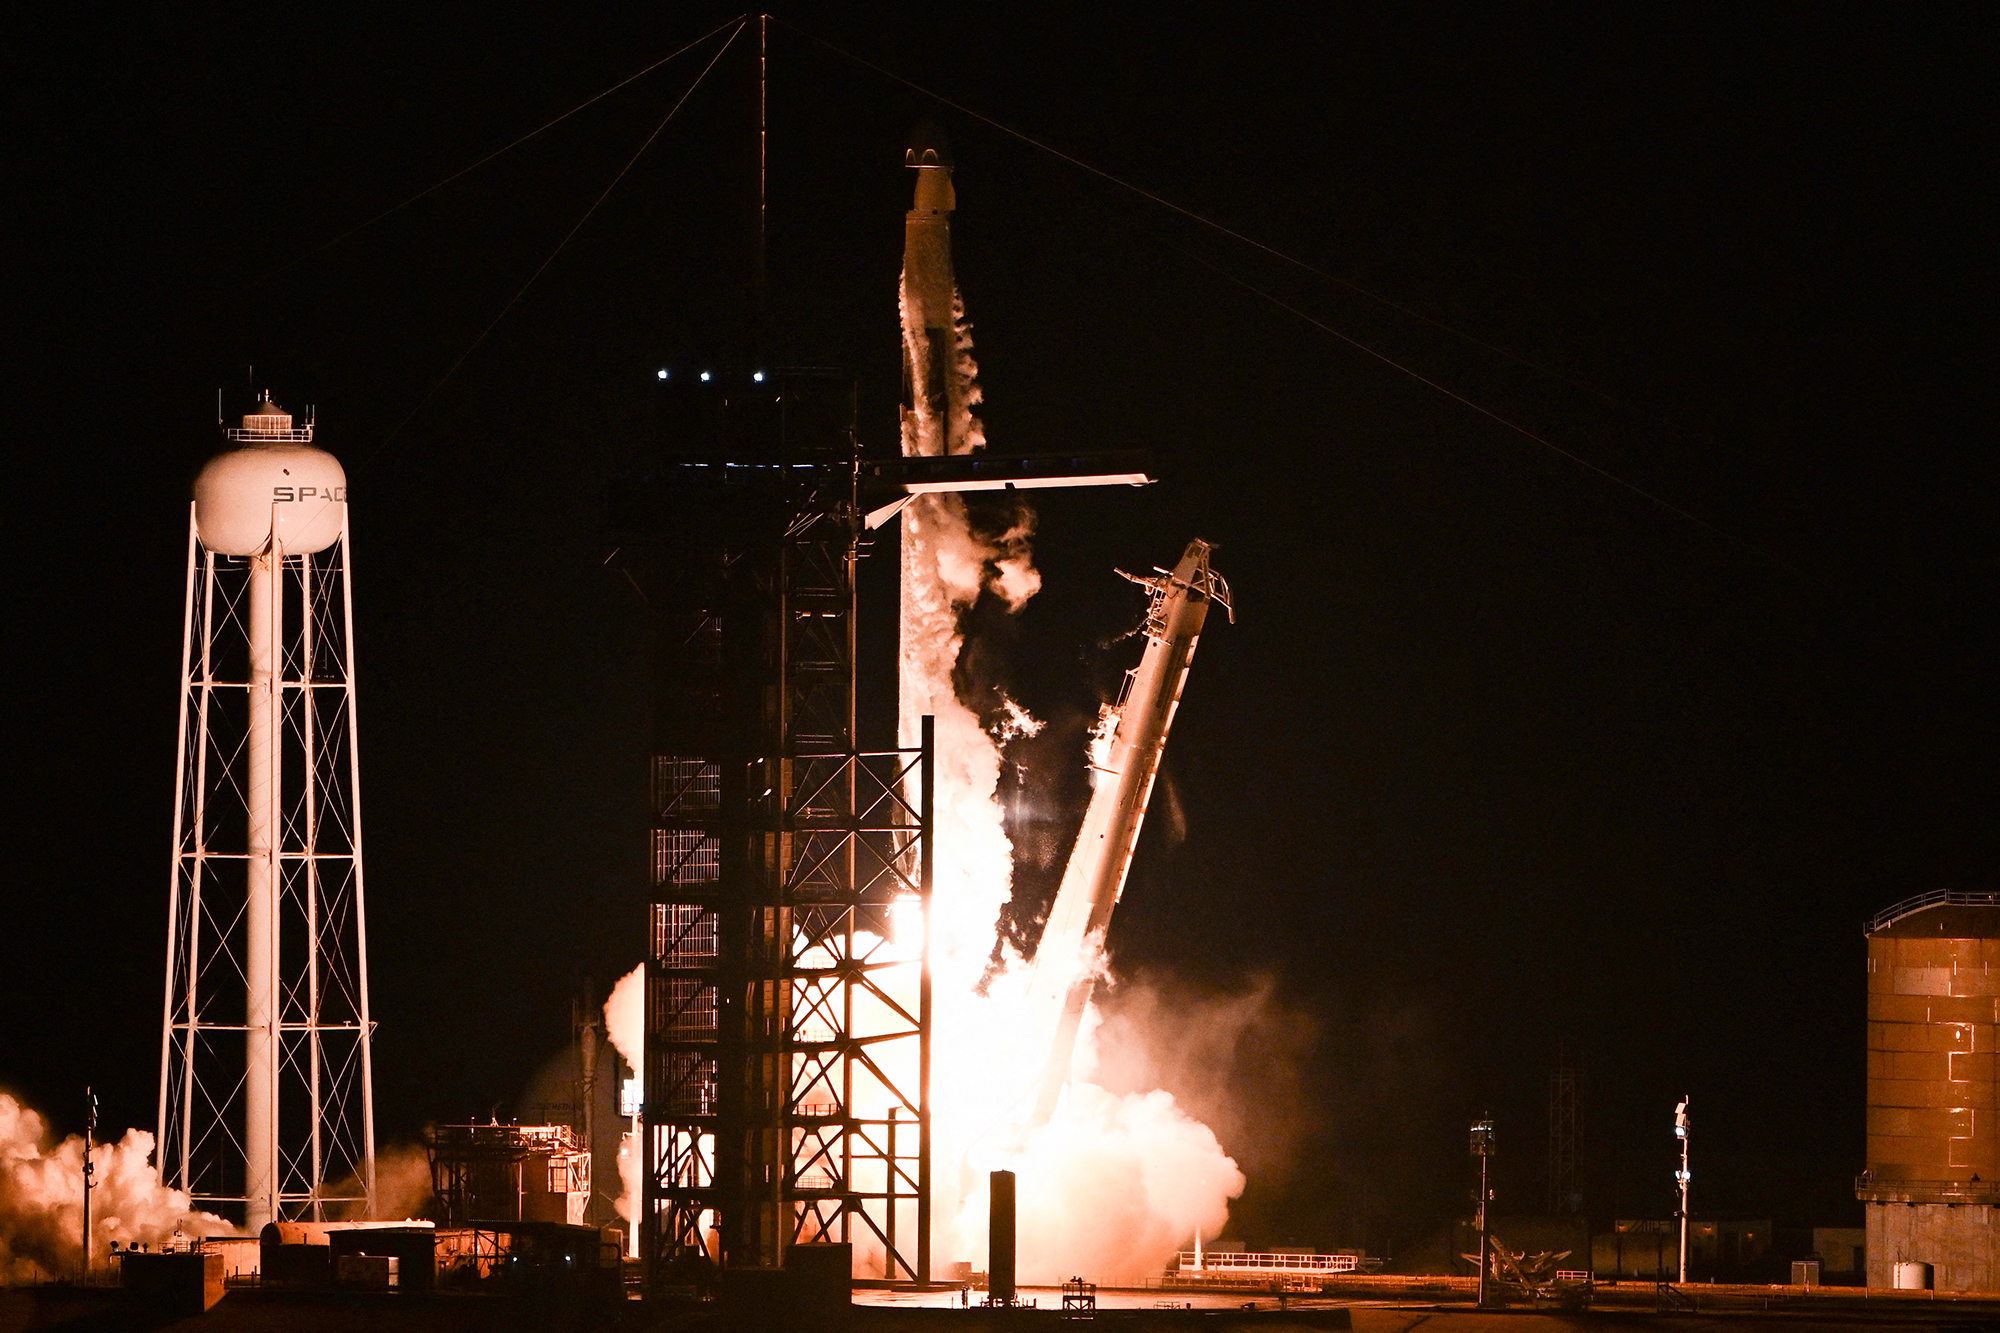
<box><xmin>617</xmin><ymin>376</ymin><xmax>1148</xmax><ymax>1288</ymax></box>
<box><xmin>617</xmin><ymin>368</ymin><xmax>935</xmax><ymax>1282</ymax></box>
<box><xmin>617</xmin><ymin>55</ymin><xmax>1154</xmax><ymax>1284</ymax></box>
<box><xmin>158</xmin><ymin>395</ymin><xmax>376</xmax><ymax>1226</ymax></box>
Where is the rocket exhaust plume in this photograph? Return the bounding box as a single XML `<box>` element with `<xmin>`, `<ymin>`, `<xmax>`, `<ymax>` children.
<box><xmin>897</xmin><ymin>129</ymin><xmax>1244</xmax><ymax>1284</ymax></box>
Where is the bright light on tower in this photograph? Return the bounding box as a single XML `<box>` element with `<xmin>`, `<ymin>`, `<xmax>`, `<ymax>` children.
<box><xmin>657</xmin><ymin>369</ymin><xmax>669</xmax><ymax>380</ymax></box>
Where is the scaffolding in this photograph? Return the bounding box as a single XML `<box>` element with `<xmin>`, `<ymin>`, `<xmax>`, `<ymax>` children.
<box><xmin>620</xmin><ymin>368</ymin><xmax>931</xmax><ymax>1285</ymax></box>
<box><xmin>1549</xmin><ymin>1056</ymin><xmax>1580</xmax><ymax>1214</ymax></box>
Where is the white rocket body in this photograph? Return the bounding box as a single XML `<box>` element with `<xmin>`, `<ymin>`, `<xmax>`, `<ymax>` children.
<box><xmin>1028</xmin><ymin>540</ymin><xmax>1229</xmax><ymax>1119</ymax></box>
<box><xmin>899</xmin><ymin>135</ymin><xmax>980</xmax><ymax>755</ymax></box>
<box><xmin>901</xmin><ymin>144</ymin><xmax>962</xmax><ymax>458</ymax></box>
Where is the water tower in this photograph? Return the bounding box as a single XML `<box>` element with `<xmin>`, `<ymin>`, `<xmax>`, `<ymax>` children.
<box><xmin>157</xmin><ymin>393</ymin><xmax>376</xmax><ymax>1227</ymax></box>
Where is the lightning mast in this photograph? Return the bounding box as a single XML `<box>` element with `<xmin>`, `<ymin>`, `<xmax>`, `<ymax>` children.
<box><xmin>159</xmin><ymin>394</ymin><xmax>376</xmax><ymax>1227</ymax></box>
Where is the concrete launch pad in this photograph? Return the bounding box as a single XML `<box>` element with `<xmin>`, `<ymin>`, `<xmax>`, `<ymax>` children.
<box><xmin>18</xmin><ymin>1283</ymin><xmax>2000</xmax><ymax>1333</ymax></box>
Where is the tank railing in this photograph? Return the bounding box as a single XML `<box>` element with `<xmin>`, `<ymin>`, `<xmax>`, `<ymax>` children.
<box><xmin>224</xmin><ymin>424</ymin><xmax>315</xmax><ymax>443</ymax></box>
<box><xmin>1866</xmin><ymin>890</ymin><xmax>2000</xmax><ymax>934</ymax></box>
<box><xmin>1855</xmin><ymin>1174</ymin><xmax>2000</xmax><ymax>1201</ymax></box>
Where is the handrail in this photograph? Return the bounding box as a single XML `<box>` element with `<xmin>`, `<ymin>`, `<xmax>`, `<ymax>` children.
<box><xmin>1173</xmin><ymin>1251</ymin><xmax>1360</xmax><ymax>1273</ymax></box>
<box><xmin>1867</xmin><ymin>890</ymin><xmax>2000</xmax><ymax>935</ymax></box>
<box><xmin>1855</xmin><ymin>1174</ymin><xmax>2000</xmax><ymax>1201</ymax></box>
<box><xmin>224</xmin><ymin>426</ymin><xmax>315</xmax><ymax>443</ymax></box>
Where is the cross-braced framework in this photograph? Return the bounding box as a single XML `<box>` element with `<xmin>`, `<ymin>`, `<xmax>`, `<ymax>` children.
<box><xmin>782</xmin><ymin>734</ymin><xmax>932</xmax><ymax>1276</ymax></box>
<box><xmin>630</xmin><ymin>369</ymin><xmax>930</xmax><ymax>1284</ymax></box>
<box><xmin>158</xmin><ymin>504</ymin><xmax>376</xmax><ymax>1224</ymax></box>
<box><xmin>1548</xmin><ymin>1056</ymin><xmax>1580</xmax><ymax>1214</ymax></box>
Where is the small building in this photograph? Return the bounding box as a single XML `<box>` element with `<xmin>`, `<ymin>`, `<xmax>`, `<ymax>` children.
<box><xmin>191</xmin><ymin>1235</ymin><xmax>260</xmax><ymax>1282</ymax></box>
<box><xmin>1814</xmin><ymin>1226</ymin><xmax>1866</xmax><ymax>1280</ymax></box>
<box><xmin>435</xmin><ymin>1221</ymin><xmax>623</xmax><ymax>1297</ymax></box>
<box><xmin>1591</xmin><ymin>1219</ymin><xmax>1772</xmax><ymax>1281</ymax></box>
<box><xmin>118</xmin><ymin>1251</ymin><xmax>225</xmax><ymax>1315</ymax></box>
<box><xmin>259</xmin><ymin>1221</ymin><xmax>437</xmax><ymax>1289</ymax></box>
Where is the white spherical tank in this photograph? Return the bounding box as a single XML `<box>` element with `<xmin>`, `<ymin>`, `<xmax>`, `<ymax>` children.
<box><xmin>193</xmin><ymin>399</ymin><xmax>347</xmax><ymax>556</ymax></box>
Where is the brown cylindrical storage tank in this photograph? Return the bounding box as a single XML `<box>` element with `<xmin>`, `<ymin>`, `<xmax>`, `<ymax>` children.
<box><xmin>1861</xmin><ymin>896</ymin><xmax>2000</xmax><ymax>1292</ymax></box>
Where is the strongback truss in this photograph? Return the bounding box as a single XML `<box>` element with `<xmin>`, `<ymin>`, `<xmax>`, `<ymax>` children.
<box><xmin>158</xmin><ymin>504</ymin><xmax>377</xmax><ymax>1221</ymax></box>
<box><xmin>631</xmin><ymin>370</ymin><xmax>931</xmax><ymax>1284</ymax></box>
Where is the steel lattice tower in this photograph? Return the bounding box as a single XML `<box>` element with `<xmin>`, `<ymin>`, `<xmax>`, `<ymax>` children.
<box><xmin>620</xmin><ymin>368</ymin><xmax>932</xmax><ymax>1284</ymax></box>
<box><xmin>1548</xmin><ymin>1053</ymin><xmax>1580</xmax><ymax>1214</ymax></box>
<box><xmin>158</xmin><ymin>398</ymin><xmax>376</xmax><ymax>1227</ymax></box>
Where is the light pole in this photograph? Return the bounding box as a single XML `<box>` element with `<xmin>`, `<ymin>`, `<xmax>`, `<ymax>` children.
<box><xmin>1673</xmin><ymin>1097</ymin><xmax>1691</xmax><ymax>1284</ymax></box>
<box><xmin>1470</xmin><ymin>1118</ymin><xmax>1496</xmax><ymax>1306</ymax></box>
<box><xmin>81</xmin><ymin>1088</ymin><xmax>97</xmax><ymax>1282</ymax></box>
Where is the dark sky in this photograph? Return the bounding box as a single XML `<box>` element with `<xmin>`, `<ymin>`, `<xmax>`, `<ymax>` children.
<box><xmin>6</xmin><ymin>6</ymin><xmax>1989</xmax><ymax>1257</ymax></box>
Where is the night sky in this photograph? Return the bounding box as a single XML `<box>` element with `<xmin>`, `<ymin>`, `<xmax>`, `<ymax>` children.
<box><xmin>7</xmin><ymin>7</ymin><xmax>1989</xmax><ymax>1259</ymax></box>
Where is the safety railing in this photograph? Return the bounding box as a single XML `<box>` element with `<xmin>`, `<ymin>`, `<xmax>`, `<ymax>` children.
<box><xmin>1173</xmin><ymin>1251</ymin><xmax>1360</xmax><ymax>1274</ymax></box>
<box><xmin>1867</xmin><ymin>890</ymin><xmax>2000</xmax><ymax>935</ymax></box>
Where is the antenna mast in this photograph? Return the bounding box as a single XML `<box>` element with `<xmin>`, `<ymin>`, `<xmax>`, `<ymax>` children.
<box><xmin>757</xmin><ymin>12</ymin><xmax>767</xmax><ymax>318</ymax></box>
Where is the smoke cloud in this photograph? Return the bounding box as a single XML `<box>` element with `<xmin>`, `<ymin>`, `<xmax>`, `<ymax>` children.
<box><xmin>319</xmin><ymin>1139</ymin><xmax>435</xmax><ymax>1221</ymax></box>
<box><xmin>371</xmin><ymin>1144</ymin><xmax>435</xmax><ymax>1222</ymax></box>
<box><xmin>603</xmin><ymin>966</ymin><xmax>643</xmax><ymax>1076</ymax></box>
<box><xmin>967</xmin><ymin>1082</ymin><xmax>1242</xmax><ymax>1285</ymax></box>
<box><xmin>1086</xmin><ymin>972</ymin><xmax>1322</xmax><ymax>1184</ymax></box>
<box><xmin>895</xmin><ymin>268</ymin><xmax>1246</xmax><ymax>1282</ymax></box>
<box><xmin>0</xmin><ymin>1092</ymin><xmax>236</xmax><ymax>1282</ymax></box>
<box><xmin>603</xmin><ymin>967</ymin><xmax>645</xmax><ymax>1231</ymax></box>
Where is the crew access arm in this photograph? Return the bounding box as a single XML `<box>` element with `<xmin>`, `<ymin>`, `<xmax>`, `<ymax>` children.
<box><xmin>1028</xmin><ymin>539</ymin><xmax>1231</xmax><ymax>1120</ymax></box>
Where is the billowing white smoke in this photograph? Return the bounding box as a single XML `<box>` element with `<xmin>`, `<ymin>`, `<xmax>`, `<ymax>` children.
<box><xmin>317</xmin><ymin>1139</ymin><xmax>434</xmax><ymax>1222</ymax></box>
<box><xmin>367</xmin><ymin>1143</ymin><xmax>437</xmax><ymax>1222</ymax></box>
<box><xmin>602</xmin><ymin>966</ymin><xmax>646</xmax><ymax>1233</ymax></box>
<box><xmin>0</xmin><ymin>1091</ymin><xmax>237</xmax><ymax>1282</ymax></box>
<box><xmin>899</xmin><ymin>273</ymin><xmax>1244</xmax><ymax>1282</ymax></box>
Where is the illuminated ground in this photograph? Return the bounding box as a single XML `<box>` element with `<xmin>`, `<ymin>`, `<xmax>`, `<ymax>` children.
<box><xmin>12</xmin><ymin>1282</ymin><xmax>2000</xmax><ymax>1331</ymax></box>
